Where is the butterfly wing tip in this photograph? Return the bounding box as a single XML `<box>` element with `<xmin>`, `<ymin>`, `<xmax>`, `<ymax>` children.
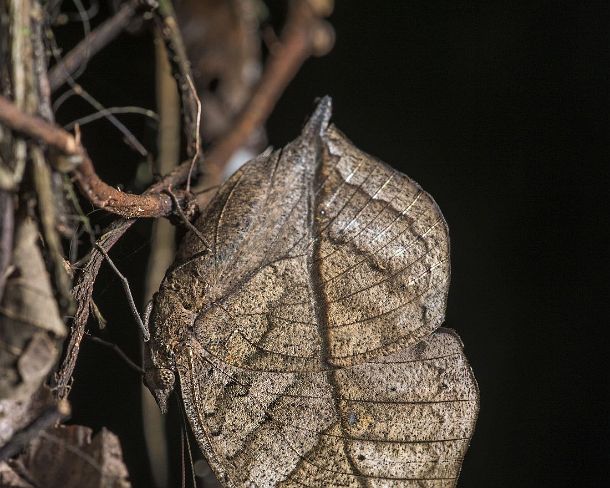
<box><xmin>302</xmin><ymin>95</ymin><xmax>333</xmax><ymax>137</ymax></box>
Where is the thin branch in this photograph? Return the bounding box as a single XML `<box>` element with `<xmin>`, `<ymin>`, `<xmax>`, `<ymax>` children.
<box><xmin>0</xmin><ymin>94</ymin><xmax>78</xmax><ymax>152</ymax></box>
<box><xmin>59</xmin><ymin>0</ymin><xmax>100</xmax><ymax>24</ymax></box>
<box><xmin>198</xmin><ymin>0</ymin><xmax>335</xmax><ymax>206</ymax></box>
<box><xmin>153</xmin><ymin>0</ymin><xmax>202</xmax><ymax>173</ymax></box>
<box><xmin>64</xmin><ymin>0</ymin><xmax>93</xmax><ymax>85</ymax></box>
<box><xmin>0</xmin><ymin>94</ymin><xmax>180</xmax><ymax>218</ymax></box>
<box><xmin>49</xmin><ymin>0</ymin><xmax>141</xmax><ymax>91</ymax></box>
<box><xmin>55</xmin><ymin>218</ymin><xmax>135</xmax><ymax>400</ymax></box>
<box><xmin>61</xmin><ymin>84</ymin><xmax>150</xmax><ymax>156</ymax></box>
<box><xmin>63</xmin><ymin>106</ymin><xmax>158</xmax><ymax>131</ymax></box>
<box><xmin>72</xmin><ymin>157</ymin><xmax>179</xmax><ymax>218</ymax></box>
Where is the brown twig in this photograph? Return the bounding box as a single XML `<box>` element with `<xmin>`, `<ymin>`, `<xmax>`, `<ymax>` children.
<box><xmin>197</xmin><ymin>0</ymin><xmax>335</xmax><ymax>206</ymax></box>
<box><xmin>0</xmin><ymin>95</ymin><xmax>78</xmax><ymax>153</ymax></box>
<box><xmin>0</xmin><ymin>94</ymin><xmax>182</xmax><ymax>218</ymax></box>
<box><xmin>55</xmin><ymin>219</ymin><xmax>133</xmax><ymax>399</ymax></box>
<box><xmin>57</xmin><ymin>84</ymin><xmax>150</xmax><ymax>157</ymax></box>
<box><xmin>48</xmin><ymin>0</ymin><xmax>141</xmax><ymax>92</ymax></box>
<box><xmin>153</xmin><ymin>0</ymin><xmax>201</xmax><ymax>178</ymax></box>
<box><xmin>71</xmin><ymin>151</ymin><xmax>179</xmax><ymax>218</ymax></box>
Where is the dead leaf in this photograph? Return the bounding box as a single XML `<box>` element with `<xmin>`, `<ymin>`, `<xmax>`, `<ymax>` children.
<box><xmin>0</xmin><ymin>217</ymin><xmax>67</xmax><ymax>451</ymax></box>
<box><xmin>0</xmin><ymin>461</ymin><xmax>31</xmax><ymax>487</ymax></box>
<box><xmin>0</xmin><ymin>217</ymin><xmax>66</xmax><ymax>339</ymax></box>
<box><xmin>0</xmin><ymin>386</ymin><xmax>56</xmax><ymax>454</ymax></box>
<box><xmin>145</xmin><ymin>98</ymin><xmax>479</xmax><ymax>487</ymax></box>
<box><xmin>0</xmin><ymin>425</ymin><xmax>131</xmax><ymax>488</ymax></box>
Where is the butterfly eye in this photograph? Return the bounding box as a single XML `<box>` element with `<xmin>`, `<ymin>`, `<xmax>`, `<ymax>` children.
<box><xmin>144</xmin><ymin>367</ymin><xmax>176</xmax><ymax>414</ymax></box>
<box><xmin>159</xmin><ymin>367</ymin><xmax>175</xmax><ymax>389</ymax></box>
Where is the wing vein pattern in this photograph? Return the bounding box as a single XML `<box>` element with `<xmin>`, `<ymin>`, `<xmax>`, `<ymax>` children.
<box><xmin>149</xmin><ymin>99</ymin><xmax>479</xmax><ymax>488</ymax></box>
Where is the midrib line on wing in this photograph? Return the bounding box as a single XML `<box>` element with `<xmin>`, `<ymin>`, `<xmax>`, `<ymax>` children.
<box><xmin>306</xmin><ymin>149</ymin><xmax>371</xmax><ymax>488</ymax></box>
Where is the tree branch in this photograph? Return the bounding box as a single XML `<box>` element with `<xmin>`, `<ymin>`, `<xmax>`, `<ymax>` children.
<box><xmin>54</xmin><ymin>218</ymin><xmax>135</xmax><ymax>400</ymax></box>
<box><xmin>0</xmin><ymin>94</ymin><xmax>78</xmax><ymax>154</ymax></box>
<box><xmin>0</xmin><ymin>94</ymin><xmax>182</xmax><ymax>218</ymax></box>
<box><xmin>153</xmin><ymin>0</ymin><xmax>202</xmax><ymax>187</ymax></box>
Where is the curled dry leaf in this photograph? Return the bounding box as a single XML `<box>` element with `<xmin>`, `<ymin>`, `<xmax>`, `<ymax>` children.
<box><xmin>0</xmin><ymin>217</ymin><xmax>66</xmax><ymax>450</ymax></box>
<box><xmin>0</xmin><ymin>425</ymin><xmax>131</xmax><ymax>488</ymax></box>
<box><xmin>144</xmin><ymin>98</ymin><xmax>479</xmax><ymax>486</ymax></box>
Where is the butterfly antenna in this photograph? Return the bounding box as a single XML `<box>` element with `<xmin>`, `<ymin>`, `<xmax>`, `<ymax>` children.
<box><xmin>180</xmin><ymin>423</ymin><xmax>186</xmax><ymax>488</ymax></box>
<box><xmin>177</xmin><ymin>396</ymin><xmax>198</xmax><ymax>488</ymax></box>
<box><xmin>96</xmin><ymin>244</ymin><xmax>150</xmax><ymax>341</ymax></box>
<box><xmin>84</xmin><ymin>333</ymin><xmax>144</xmax><ymax>375</ymax></box>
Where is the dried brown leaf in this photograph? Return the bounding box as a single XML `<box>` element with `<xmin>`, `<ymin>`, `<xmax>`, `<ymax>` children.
<box><xmin>0</xmin><ymin>461</ymin><xmax>33</xmax><ymax>487</ymax></box>
<box><xmin>0</xmin><ymin>218</ymin><xmax>66</xmax><ymax>443</ymax></box>
<box><xmin>0</xmin><ymin>425</ymin><xmax>131</xmax><ymax>488</ymax></box>
<box><xmin>0</xmin><ymin>386</ymin><xmax>54</xmax><ymax>452</ymax></box>
<box><xmin>0</xmin><ymin>217</ymin><xmax>65</xmax><ymax>339</ymax></box>
<box><xmin>0</xmin><ymin>218</ymin><xmax>68</xmax><ymax>459</ymax></box>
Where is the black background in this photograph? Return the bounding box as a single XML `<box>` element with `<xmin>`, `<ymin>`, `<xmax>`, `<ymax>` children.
<box><xmin>52</xmin><ymin>1</ymin><xmax>609</xmax><ymax>487</ymax></box>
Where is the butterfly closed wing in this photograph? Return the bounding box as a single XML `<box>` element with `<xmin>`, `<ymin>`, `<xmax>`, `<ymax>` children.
<box><xmin>144</xmin><ymin>97</ymin><xmax>479</xmax><ymax>487</ymax></box>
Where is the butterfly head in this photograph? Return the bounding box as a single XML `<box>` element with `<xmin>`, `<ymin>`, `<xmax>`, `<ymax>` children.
<box><xmin>143</xmin><ymin>333</ymin><xmax>177</xmax><ymax>414</ymax></box>
<box><xmin>143</xmin><ymin>291</ymin><xmax>180</xmax><ymax>414</ymax></box>
<box><xmin>143</xmin><ymin>364</ymin><xmax>175</xmax><ymax>414</ymax></box>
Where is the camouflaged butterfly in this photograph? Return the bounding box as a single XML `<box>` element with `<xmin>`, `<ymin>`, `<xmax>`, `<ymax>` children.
<box><xmin>144</xmin><ymin>97</ymin><xmax>479</xmax><ymax>487</ymax></box>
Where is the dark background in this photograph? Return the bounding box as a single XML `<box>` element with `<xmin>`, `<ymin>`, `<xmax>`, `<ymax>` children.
<box><xmin>52</xmin><ymin>1</ymin><xmax>609</xmax><ymax>487</ymax></box>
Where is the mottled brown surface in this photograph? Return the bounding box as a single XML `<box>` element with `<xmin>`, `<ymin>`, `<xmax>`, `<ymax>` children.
<box><xmin>0</xmin><ymin>218</ymin><xmax>67</xmax><ymax>451</ymax></box>
<box><xmin>0</xmin><ymin>425</ymin><xmax>131</xmax><ymax>488</ymax></box>
<box><xmin>145</xmin><ymin>98</ymin><xmax>479</xmax><ymax>487</ymax></box>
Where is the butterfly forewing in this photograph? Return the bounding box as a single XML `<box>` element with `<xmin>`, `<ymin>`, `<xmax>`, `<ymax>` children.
<box><xmin>150</xmin><ymin>98</ymin><xmax>478</xmax><ymax>487</ymax></box>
